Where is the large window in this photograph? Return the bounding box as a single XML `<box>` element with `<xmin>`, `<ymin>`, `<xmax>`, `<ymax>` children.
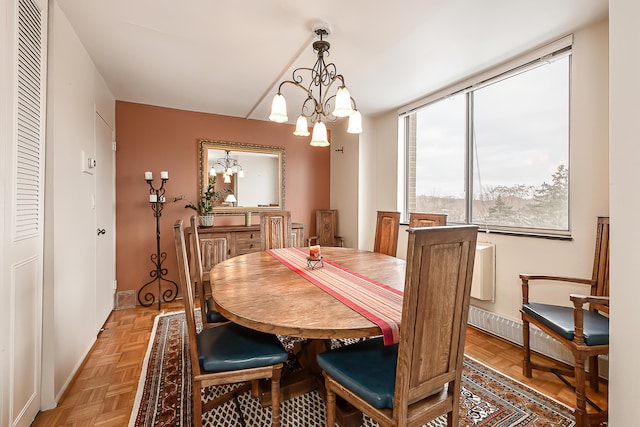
<box><xmin>401</xmin><ymin>47</ymin><xmax>571</xmax><ymax>236</ymax></box>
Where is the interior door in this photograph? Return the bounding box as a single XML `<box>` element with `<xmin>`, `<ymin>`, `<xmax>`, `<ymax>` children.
<box><xmin>1</xmin><ymin>0</ymin><xmax>48</xmax><ymax>425</ymax></box>
<box><xmin>95</xmin><ymin>112</ymin><xmax>115</xmax><ymax>332</ymax></box>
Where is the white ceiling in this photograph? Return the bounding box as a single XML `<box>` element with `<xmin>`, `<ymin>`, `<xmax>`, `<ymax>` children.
<box><xmin>55</xmin><ymin>0</ymin><xmax>608</xmax><ymax>124</ymax></box>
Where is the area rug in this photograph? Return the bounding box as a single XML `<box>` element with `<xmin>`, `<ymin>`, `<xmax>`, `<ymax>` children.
<box><xmin>129</xmin><ymin>311</ymin><xmax>576</xmax><ymax>426</ymax></box>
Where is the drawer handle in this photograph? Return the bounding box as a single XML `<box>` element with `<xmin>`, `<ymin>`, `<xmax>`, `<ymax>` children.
<box><xmin>250</xmin><ymin>233</ymin><xmax>253</xmax><ymax>238</ymax></box>
<box><xmin>249</xmin><ymin>243</ymin><xmax>253</xmax><ymax>248</ymax></box>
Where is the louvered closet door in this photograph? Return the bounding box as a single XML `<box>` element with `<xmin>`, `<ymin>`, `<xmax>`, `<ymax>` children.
<box><xmin>1</xmin><ymin>0</ymin><xmax>48</xmax><ymax>425</ymax></box>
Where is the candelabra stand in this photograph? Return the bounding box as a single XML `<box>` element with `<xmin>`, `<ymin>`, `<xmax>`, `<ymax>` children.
<box><xmin>137</xmin><ymin>173</ymin><xmax>178</xmax><ymax>310</ymax></box>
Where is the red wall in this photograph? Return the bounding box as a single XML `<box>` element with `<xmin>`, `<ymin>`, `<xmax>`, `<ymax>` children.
<box><xmin>115</xmin><ymin>101</ymin><xmax>330</xmax><ymax>296</ymax></box>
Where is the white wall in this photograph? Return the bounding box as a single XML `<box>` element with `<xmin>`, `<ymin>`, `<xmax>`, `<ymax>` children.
<box><xmin>609</xmin><ymin>0</ymin><xmax>639</xmax><ymax>424</ymax></box>
<box><xmin>328</xmin><ymin>119</ymin><xmax>359</xmax><ymax>248</ymax></box>
<box><xmin>41</xmin><ymin>1</ymin><xmax>115</xmax><ymax>407</ymax></box>
<box><xmin>367</xmin><ymin>21</ymin><xmax>609</xmax><ymax>328</ymax></box>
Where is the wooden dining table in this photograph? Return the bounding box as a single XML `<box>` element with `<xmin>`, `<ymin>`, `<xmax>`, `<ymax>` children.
<box><xmin>210</xmin><ymin>246</ymin><xmax>407</xmax><ymax>426</ymax></box>
<box><xmin>210</xmin><ymin>246</ymin><xmax>406</xmax><ymax>339</ymax></box>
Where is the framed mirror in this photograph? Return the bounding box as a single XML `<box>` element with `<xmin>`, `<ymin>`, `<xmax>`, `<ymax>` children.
<box><xmin>198</xmin><ymin>140</ymin><xmax>285</xmax><ymax>214</ymax></box>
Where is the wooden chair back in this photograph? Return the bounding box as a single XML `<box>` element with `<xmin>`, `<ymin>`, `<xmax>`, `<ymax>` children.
<box><xmin>312</xmin><ymin>209</ymin><xmax>344</xmax><ymax>247</ymax></box>
<box><xmin>174</xmin><ymin>220</ymin><xmax>205</xmax><ymax>379</ymax></box>
<box><xmin>408</xmin><ymin>212</ymin><xmax>447</xmax><ymax>228</ymax></box>
<box><xmin>189</xmin><ymin>215</ymin><xmax>208</xmax><ymax>317</ymax></box>
<box><xmin>591</xmin><ymin>216</ymin><xmax>609</xmax><ymax>313</ymax></box>
<box><xmin>373</xmin><ymin>211</ymin><xmax>400</xmax><ymax>257</ymax></box>
<box><xmin>392</xmin><ymin>225</ymin><xmax>478</xmax><ymax>425</ymax></box>
<box><xmin>260</xmin><ymin>211</ymin><xmax>293</xmax><ymax>250</ymax></box>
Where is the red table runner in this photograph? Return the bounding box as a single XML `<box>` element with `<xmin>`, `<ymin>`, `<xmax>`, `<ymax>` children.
<box><xmin>267</xmin><ymin>247</ymin><xmax>403</xmax><ymax>345</ymax></box>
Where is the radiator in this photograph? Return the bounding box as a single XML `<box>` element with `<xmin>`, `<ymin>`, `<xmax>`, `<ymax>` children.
<box><xmin>471</xmin><ymin>242</ymin><xmax>495</xmax><ymax>301</ymax></box>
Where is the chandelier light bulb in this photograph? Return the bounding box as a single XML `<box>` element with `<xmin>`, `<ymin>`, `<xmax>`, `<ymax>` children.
<box><xmin>223</xmin><ymin>174</ymin><xmax>231</xmax><ymax>184</ymax></box>
<box><xmin>237</xmin><ymin>170</ymin><xmax>244</xmax><ymax>178</ymax></box>
<box><xmin>269</xmin><ymin>94</ymin><xmax>288</xmax><ymax>123</ymax></box>
<box><xmin>310</xmin><ymin>121</ymin><xmax>330</xmax><ymax>147</ymax></box>
<box><xmin>293</xmin><ymin>115</ymin><xmax>310</xmax><ymax>136</ymax></box>
<box><xmin>332</xmin><ymin>86</ymin><xmax>354</xmax><ymax>117</ymax></box>
<box><xmin>347</xmin><ymin>110</ymin><xmax>363</xmax><ymax>134</ymax></box>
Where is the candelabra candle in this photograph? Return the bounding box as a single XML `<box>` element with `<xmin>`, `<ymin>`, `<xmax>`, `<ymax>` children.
<box><xmin>138</xmin><ymin>172</ymin><xmax>178</xmax><ymax>310</ymax></box>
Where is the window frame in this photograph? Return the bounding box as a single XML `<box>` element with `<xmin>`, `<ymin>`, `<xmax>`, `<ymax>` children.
<box><xmin>398</xmin><ymin>37</ymin><xmax>573</xmax><ymax>238</ymax></box>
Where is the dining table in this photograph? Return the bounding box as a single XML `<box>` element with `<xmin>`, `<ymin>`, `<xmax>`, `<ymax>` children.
<box><xmin>210</xmin><ymin>246</ymin><xmax>407</xmax><ymax>426</ymax></box>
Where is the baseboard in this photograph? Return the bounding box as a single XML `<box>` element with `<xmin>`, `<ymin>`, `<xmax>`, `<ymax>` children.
<box><xmin>467</xmin><ymin>305</ymin><xmax>608</xmax><ymax>379</ymax></box>
<box><xmin>116</xmin><ymin>290</ymin><xmax>136</xmax><ymax>309</ymax></box>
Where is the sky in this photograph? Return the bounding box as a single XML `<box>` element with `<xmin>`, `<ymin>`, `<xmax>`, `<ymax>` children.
<box><xmin>413</xmin><ymin>56</ymin><xmax>569</xmax><ymax>199</ymax></box>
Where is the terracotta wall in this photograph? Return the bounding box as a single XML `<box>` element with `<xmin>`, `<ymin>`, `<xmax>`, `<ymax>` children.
<box><xmin>115</xmin><ymin>101</ymin><xmax>330</xmax><ymax>297</ymax></box>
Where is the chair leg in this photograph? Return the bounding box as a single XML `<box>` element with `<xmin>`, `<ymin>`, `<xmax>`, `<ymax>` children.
<box><xmin>522</xmin><ymin>319</ymin><xmax>532</xmax><ymax>377</ymax></box>
<box><xmin>574</xmin><ymin>355</ymin><xmax>588</xmax><ymax>427</ymax></box>
<box><xmin>588</xmin><ymin>355</ymin><xmax>599</xmax><ymax>392</ymax></box>
<box><xmin>449</xmin><ymin>381</ymin><xmax>459</xmax><ymax>427</ymax></box>
<box><xmin>325</xmin><ymin>379</ymin><xmax>336</xmax><ymax>427</ymax></box>
<box><xmin>193</xmin><ymin>382</ymin><xmax>203</xmax><ymax>427</ymax></box>
<box><xmin>271</xmin><ymin>368</ymin><xmax>282</xmax><ymax>427</ymax></box>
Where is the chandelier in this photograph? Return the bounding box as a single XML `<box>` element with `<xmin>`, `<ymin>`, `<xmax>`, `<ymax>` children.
<box><xmin>268</xmin><ymin>24</ymin><xmax>362</xmax><ymax>147</ymax></box>
<box><xmin>209</xmin><ymin>150</ymin><xmax>244</xmax><ymax>183</ymax></box>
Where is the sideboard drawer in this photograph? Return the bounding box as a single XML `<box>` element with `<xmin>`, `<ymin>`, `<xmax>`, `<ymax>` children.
<box><xmin>235</xmin><ymin>231</ymin><xmax>261</xmax><ymax>255</ymax></box>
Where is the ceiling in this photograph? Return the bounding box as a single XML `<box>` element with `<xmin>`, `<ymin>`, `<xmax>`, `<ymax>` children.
<box><xmin>55</xmin><ymin>0</ymin><xmax>608</xmax><ymax>125</ymax></box>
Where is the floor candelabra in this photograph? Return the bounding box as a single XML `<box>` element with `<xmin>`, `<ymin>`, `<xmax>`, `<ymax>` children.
<box><xmin>137</xmin><ymin>170</ymin><xmax>178</xmax><ymax>310</ymax></box>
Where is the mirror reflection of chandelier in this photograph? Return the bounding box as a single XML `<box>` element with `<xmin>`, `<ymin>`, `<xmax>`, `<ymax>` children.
<box><xmin>268</xmin><ymin>23</ymin><xmax>362</xmax><ymax>147</ymax></box>
<box><xmin>209</xmin><ymin>150</ymin><xmax>244</xmax><ymax>183</ymax></box>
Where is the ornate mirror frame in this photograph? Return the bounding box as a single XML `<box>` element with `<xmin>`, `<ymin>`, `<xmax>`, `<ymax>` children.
<box><xmin>198</xmin><ymin>139</ymin><xmax>286</xmax><ymax>214</ymax></box>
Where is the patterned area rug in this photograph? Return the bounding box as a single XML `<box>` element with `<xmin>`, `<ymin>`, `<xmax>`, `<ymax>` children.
<box><xmin>129</xmin><ymin>311</ymin><xmax>576</xmax><ymax>427</ymax></box>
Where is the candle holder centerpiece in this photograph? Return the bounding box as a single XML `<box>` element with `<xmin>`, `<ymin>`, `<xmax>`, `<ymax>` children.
<box><xmin>307</xmin><ymin>245</ymin><xmax>324</xmax><ymax>270</ymax></box>
<box><xmin>137</xmin><ymin>170</ymin><xmax>178</xmax><ymax>310</ymax></box>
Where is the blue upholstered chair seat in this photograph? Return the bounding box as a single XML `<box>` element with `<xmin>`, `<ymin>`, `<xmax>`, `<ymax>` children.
<box><xmin>197</xmin><ymin>322</ymin><xmax>288</xmax><ymax>372</ymax></box>
<box><xmin>205</xmin><ymin>297</ymin><xmax>227</xmax><ymax>323</ymax></box>
<box><xmin>522</xmin><ymin>302</ymin><xmax>609</xmax><ymax>346</ymax></box>
<box><xmin>317</xmin><ymin>337</ymin><xmax>398</xmax><ymax>409</ymax></box>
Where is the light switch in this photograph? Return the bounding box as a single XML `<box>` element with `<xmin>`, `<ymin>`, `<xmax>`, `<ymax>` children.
<box><xmin>81</xmin><ymin>150</ymin><xmax>94</xmax><ymax>175</ymax></box>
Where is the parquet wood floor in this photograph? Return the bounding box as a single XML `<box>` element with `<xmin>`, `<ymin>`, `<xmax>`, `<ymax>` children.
<box><xmin>32</xmin><ymin>302</ymin><xmax>608</xmax><ymax>426</ymax></box>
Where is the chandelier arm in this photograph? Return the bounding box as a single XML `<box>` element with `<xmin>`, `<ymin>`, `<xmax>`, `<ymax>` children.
<box><xmin>277</xmin><ymin>79</ymin><xmax>315</xmax><ymax>96</ymax></box>
<box><xmin>277</xmin><ymin>80</ymin><xmax>321</xmax><ymax>116</ymax></box>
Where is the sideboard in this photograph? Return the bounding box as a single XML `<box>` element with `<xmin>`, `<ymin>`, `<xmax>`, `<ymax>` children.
<box><xmin>188</xmin><ymin>223</ymin><xmax>305</xmax><ymax>275</ymax></box>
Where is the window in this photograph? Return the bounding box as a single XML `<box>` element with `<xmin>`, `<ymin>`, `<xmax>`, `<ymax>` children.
<box><xmin>400</xmin><ymin>46</ymin><xmax>571</xmax><ymax>236</ymax></box>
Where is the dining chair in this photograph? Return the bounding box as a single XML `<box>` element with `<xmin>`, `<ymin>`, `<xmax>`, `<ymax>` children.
<box><xmin>260</xmin><ymin>210</ymin><xmax>293</xmax><ymax>250</ymax></box>
<box><xmin>173</xmin><ymin>219</ymin><xmax>289</xmax><ymax>427</ymax></box>
<box><xmin>318</xmin><ymin>224</ymin><xmax>479</xmax><ymax>427</ymax></box>
<box><xmin>189</xmin><ymin>215</ymin><xmax>227</xmax><ymax>325</ymax></box>
<box><xmin>520</xmin><ymin>216</ymin><xmax>609</xmax><ymax>427</ymax></box>
<box><xmin>408</xmin><ymin>212</ymin><xmax>447</xmax><ymax>228</ymax></box>
<box><xmin>308</xmin><ymin>209</ymin><xmax>344</xmax><ymax>247</ymax></box>
<box><xmin>373</xmin><ymin>211</ymin><xmax>400</xmax><ymax>257</ymax></box>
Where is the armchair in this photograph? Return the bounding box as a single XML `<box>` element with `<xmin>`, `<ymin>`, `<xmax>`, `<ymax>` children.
<box><xmin>308</xmin><ymin>209</ymin><xmax>344</xmax><ymax>247</ymax></box>
<box><xmin>520</xmin><ymin>216</ymin><xmax>609</xmax><ymax>427</ymax></box>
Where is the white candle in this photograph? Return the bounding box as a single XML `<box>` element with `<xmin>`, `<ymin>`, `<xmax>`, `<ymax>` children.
<box><xmin>160</xmin><ymin>171</ymin><xmax>169</xmax><ymax>180</ymax></box>
<box><xmin>144</xmin><ymin>171</ymin><xmax>153</xmax><ymax>180</ymax></box>
<box><xmin>149</xmin><ymin>194</ymin><xmax>158</xmax><ymax>203</ymax></box>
